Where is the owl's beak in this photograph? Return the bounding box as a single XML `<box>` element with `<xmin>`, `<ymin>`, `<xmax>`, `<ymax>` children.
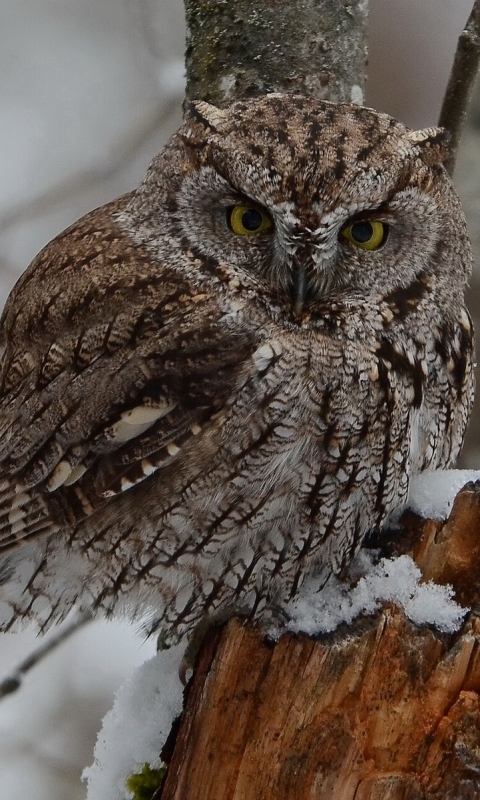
<box><xmin>292</xmin><ymin>265</ymin><xmax>308</xmax><ymax>317</ymax></box>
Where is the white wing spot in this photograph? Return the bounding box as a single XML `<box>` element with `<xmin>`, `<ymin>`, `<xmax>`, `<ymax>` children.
<box><xmin>10</xmin><ymin>492</ymin><xmax>30</xmax><ymax>509</ymax></box>
<box><xmin>141</xmin><ymin>459</ymin><xmax>157</xmax><ymax>477</ymax></box>
<box><xmin>8</xmin><ymin>507</ymin><xmax>26</xmax><ymax>526</ymax></box>
<box><xmin>47</xmin><ymin>460</ymin><xmax>73</xmax><ymax>492</ymax></box>
<box><xmin>121</xmin><ymin>404</ymin><xmax>174</xmax><ymax>425</ymax></box>
<box><xmin>109</xmin><ymin>419</ymin><xmax>153</xmax><ymax>443</ymax></box>
<box><xmin>109</xmin><ymin>404</ymin><xmax>175</xmax><ymax>443</ymax></box>
<box><xmin>460</xmin><ymin>309</ymin><xmax>471</xmax><ymax>331</ymax></box>
<box><xmin>253</xmin><ymin>340</ymin><xmax>283</xmax><ymax>372</ymax></box>
<box><xmin>63</xmin><ymin>464</ymin><xmax>87</xmax><ymax>486</ymax></box>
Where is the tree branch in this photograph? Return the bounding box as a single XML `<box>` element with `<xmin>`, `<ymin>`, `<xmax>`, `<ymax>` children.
<box><xmin>439</xmin><ymin>0</ymin><xmax>480</xmax><ymax>175</ymax></box>
<box><xmin>183</xmin><ymin>0</ymin><xmax>368</xmax><ymax>107</ymax></box>
<box><xmin>0</xmin><ymin>611</ymin><xmax>92</xmax><ymax>699</ymax></box>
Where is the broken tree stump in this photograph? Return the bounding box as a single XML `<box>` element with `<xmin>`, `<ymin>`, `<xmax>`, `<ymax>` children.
<box><xmin>157</xmin><ymin>483</ymin><xmax>480</xmax><ymax>800</ymax></box>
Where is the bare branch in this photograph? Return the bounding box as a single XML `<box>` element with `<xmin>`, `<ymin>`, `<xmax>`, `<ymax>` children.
<box><xmin>439</xmin><ymin>0</ymin><xmax>480</xmax><ymax>175</ymax></box>
<box><xmin>0</xmin><ymin>611</ymin><xmax>93</xmax><ymax>700</ymax></box>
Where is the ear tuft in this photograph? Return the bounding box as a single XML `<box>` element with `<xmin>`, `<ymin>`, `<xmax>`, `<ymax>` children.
<box><xmin>188</xmin><ymin>101</ymin><xmax>229</xmax><ymax>132</ymax></box>
<box><xmin>405</xmin><ymin>127</ymin><xmax>451</xmax><ymax>167</ymax></box>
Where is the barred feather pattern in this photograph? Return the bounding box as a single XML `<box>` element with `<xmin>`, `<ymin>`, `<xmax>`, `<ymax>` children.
<box><xmin>0</xmin><ymin>95</ymin><xmax>474</xmax><ymax>642</ymax></box>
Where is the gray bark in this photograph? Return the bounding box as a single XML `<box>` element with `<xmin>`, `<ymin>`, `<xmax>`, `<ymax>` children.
<box><xmin>439</xmin><ymin>0</ymin><xmax>480</xmax><ymax>174</ymax></box>
<box><xmin>184</xmin><ymin>0</ymin><xmax>368</xmax><ymax>107</ymax></box>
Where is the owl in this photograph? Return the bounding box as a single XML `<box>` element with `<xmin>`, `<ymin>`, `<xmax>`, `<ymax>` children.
<box><xmin>0</xmin><ymin>94</ymin><xmax>474</xmax><ymax>643</ymax></box>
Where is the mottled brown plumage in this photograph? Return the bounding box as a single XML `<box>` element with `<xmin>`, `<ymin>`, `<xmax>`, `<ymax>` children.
<box><xmin>0</xmin><ymin>95</ymin><xmax>474</xmax><ymax>641</ymax></box>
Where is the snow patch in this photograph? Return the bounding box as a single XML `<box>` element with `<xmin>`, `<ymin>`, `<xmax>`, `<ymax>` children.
<box><xmin>408</xmin><ymin>469</ymin><xmax>480</xmax><ymax>521</ymax></box>
<box><xmin>276</xmin><ymin>551</ymin><xmax>466</xmax><ymax>638</ymax></box>
<box><xmin>83</xmin><ymin>640</ymin><xmax>186</xmax><ymax>800</ymax></box>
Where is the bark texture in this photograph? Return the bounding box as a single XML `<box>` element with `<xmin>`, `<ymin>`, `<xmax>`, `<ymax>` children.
<box><xmin>157</xmin><ymin>484</ymin><xmax>480</xmax><ymax>800</ymax></box>
<box><xmin>184</xmin><ymin>0</ymin><xmax>368</xmax><ymax>107</ymax></box>
<box><xmin>438</xmin><ymin>0</ymin><xmax>480</xmax><ymax>174</ymax></box>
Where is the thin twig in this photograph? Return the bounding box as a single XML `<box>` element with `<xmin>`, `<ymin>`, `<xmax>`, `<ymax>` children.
<box><xmin>0</xmin><ymin>611</ymin><xmax>93</xmax><ymax>700</ymax></box>
<box><xmin>439</xmin><ymin>0</ymin><xmax>480</xmax><ymax>175</ymax></box>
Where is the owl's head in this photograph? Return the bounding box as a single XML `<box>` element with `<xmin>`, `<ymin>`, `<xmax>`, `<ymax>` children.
<box><xmin>131</xmin><ymin>94</ymin><xmax>471</xmax><ymax>318</ymax></box>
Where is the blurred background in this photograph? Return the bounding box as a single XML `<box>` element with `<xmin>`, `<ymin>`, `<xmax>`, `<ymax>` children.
<box><xmin>0</xmin><ymin>1</ymin><xmax>478</xmax><ymax>797</ymax></box>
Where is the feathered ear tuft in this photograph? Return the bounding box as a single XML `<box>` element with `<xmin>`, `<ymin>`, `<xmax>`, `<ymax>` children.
<box><xmin>188</xmin><ymin>101</ymin><xmax>229</xmax><ymax>133</ymax></box>
<box><xmin>405</xmin><ymin>127</ymin><xmax>451</xmax><ymax>167</ymax></box>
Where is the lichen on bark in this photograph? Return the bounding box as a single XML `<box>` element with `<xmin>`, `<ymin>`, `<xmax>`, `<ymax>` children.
<box><xmin>184</xmin><ymin>0</ymin><xmax>368</xmax><ymax>107</ymax></box>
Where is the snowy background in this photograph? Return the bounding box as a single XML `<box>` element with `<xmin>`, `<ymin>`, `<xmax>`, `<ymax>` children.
<box><xmin>0</xmin><ymin>1</ymin><xmax>479</xmax><ymax>798</ymax></box>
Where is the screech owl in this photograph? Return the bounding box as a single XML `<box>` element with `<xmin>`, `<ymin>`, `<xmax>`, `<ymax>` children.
<box><xmin>0</xmin><ymin>94</ymin><xmax>474</xmax><ymax>642</ymax></box>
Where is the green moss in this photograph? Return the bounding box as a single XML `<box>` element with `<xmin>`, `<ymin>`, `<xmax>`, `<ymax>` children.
<box><xmin>125</xmin><ymin>763</ymin><xmax>167</xmax><ymax>800</ymax></box>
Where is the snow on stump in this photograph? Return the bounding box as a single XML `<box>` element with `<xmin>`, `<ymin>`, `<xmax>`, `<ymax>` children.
<box><xmin>157</xmin><ymin>481</ymin><xmax>480</xmax><ymax>800</ymax></box>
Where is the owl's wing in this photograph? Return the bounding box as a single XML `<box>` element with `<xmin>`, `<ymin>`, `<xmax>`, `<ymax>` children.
<box><xmin>0</xmin><ymin>202</ymin><xmax>255</xmax><ymax>551</ymax></box>
<box><xmin>0</xmin><ymin>307</ymin><xmax>252</xmax><ymax>551</ymax></box>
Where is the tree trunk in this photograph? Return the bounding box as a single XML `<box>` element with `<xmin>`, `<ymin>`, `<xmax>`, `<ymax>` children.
<box><xmin>183</xmin><ymin>0</ymin><xmax>368</xmax><ymax>107</ymax></box>
<box><xmin>158</xmin><ymin>485</ymin><xmax>480</xmax><ymax>800</ymax></box>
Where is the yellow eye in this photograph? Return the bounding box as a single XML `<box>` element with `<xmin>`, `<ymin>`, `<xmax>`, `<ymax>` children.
<box><xmin>340</xmin><ymin>219</ymin><xmax>387</xmax><ymax>250</ymax></box>
<box><xmin>228</xmin><ymin>204</ymin><xmax>273</xmax><ymax>235</ymax></box>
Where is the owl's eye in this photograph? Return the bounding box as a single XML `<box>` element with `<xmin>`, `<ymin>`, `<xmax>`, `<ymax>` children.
<box><xmin>340</xmin><ymin>220</ymin><xmax>388</xmax><ymax>250</ymax></box>
<box><xmin>228</xmin><ymin>204</ymin><xmax>273</xmax><ymax>235</ymax></box>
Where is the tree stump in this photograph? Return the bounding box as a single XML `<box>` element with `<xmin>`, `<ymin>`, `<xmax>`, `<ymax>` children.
<box><xmin>158</xmin><ymin>484</ymin><xmax>480</xmax><ymax>799</ymax></box>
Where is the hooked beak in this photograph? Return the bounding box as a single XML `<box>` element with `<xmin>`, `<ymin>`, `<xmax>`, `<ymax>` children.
<box><xmin>292</xmin><ymin>265</ymin><xmax>308</xmax><ymax>317</ymax></box>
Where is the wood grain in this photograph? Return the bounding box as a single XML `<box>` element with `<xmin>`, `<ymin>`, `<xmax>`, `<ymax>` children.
<box><xmin>158</xmin><ymin>485</ymin><xmax>480</xmax><ymax>799</ymax></box>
